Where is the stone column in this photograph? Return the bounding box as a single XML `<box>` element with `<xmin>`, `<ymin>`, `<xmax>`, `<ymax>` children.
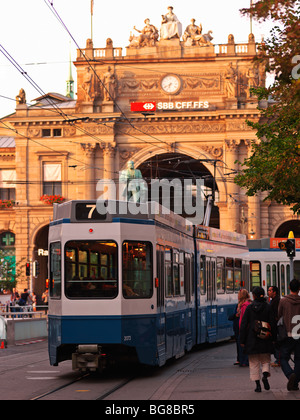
<box><xmin>245</xmin><ymin>140</ymin><xmax>261</xmax><ymax>239</ymax></box>
<box><xmin>102</xmin><ymin>144</ymin><xmax>116</xmax><ymax>200</ymax></box>
<box><xmin>225</xmin><ymin>139</ymin><xmax>240</xmax><ymax>232</ymax></box>
<box><xmin>81</xmin><ymin>143</ymin><xmax>96</xmax><ymax>199</ymax></box>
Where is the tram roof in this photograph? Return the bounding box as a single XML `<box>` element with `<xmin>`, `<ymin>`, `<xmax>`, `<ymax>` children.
<box><xmin>52</xmin><ymin>200</ymin><xmax>247</xmax><ymax>246</ymax></box>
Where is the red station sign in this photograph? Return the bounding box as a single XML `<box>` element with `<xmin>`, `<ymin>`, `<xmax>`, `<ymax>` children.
<box><xmin>270</xmin><ymin>238</ymin><xmax>300</xmax><ymax>249</ymax></box>
<box><xmin>130</xmin><ymin>102</ymin><xmax>156</xmax><ymax>112</ymax></box>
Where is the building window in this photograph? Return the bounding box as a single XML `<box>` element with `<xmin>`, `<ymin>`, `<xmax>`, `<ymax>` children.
<box><xmin>0</xmin><ymin>169</ymin><xmax>16</xmax><ymax>201</ymax></box>
<box><xmin>42</xmin><ymin>128</ymin><xmax>62</xmax><ymax>137</ymax></box>
<box><xmin>53</xmin><ymin>129</ymin><xmax>62</xmax><ymax>137</ymax></box>
<box><xmin>42</xmin><ymin>129</ymin><xmax>51</xmax><ymax>137</ymax></box>
<box><xmin>43</xmin><ymin>163</ymin><xmax>62</xmax><ymax>195</ymax></box>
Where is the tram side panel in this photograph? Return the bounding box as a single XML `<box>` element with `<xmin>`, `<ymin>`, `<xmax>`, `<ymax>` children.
<box><xmin>155</xmin><ymin>223</ymin><xmax>196</xmax><ymax>364</ymax></box>
<box><xmin>196</xmin><ymin>239</ymin><xmax>249</xmax><ymax>345</ymax></box>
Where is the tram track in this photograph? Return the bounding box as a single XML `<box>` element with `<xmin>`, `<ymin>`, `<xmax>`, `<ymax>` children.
<box><xmin>30</xmin><ymin>370</ymin><xmax>136</xmax><ymax>400</ymax></box>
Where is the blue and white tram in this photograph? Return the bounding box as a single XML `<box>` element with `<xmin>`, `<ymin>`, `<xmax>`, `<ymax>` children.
<box><xmin>48</xmin><ymin>200</ymin><xmax>249</xmax><ymax>371</ymax></box>
<box><xmin>248</xmin><ymin>238</ymin><xmax>300</xmax><ymax>296</ymax></box>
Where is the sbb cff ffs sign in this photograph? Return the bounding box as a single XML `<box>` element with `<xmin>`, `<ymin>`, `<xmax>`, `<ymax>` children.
<box><xmin>130</xmin><ymin>102</ymin><xmax>156</xmax><ymax>112</ymax></box>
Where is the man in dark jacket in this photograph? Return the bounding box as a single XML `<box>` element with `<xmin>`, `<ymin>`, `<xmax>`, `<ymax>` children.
<box><xmin>278</xmin><ymin>279</ymin><xmax>300</xmax><ymax>391</ymax></box>
<box><xmin>268</xmin><ymin>286</ymin><xmax>281</xmax><ymax>367</ymax></box>
<box><xmin>240</xmin><ymin>287</ymin><xmax>276</xmax><ymax>392</ymax></box>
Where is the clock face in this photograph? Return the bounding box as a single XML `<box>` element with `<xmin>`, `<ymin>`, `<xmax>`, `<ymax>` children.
<box><xmin>161</xmin><ymin>74</ymin><xmax>181</xmax><ymax>94</ymax></box>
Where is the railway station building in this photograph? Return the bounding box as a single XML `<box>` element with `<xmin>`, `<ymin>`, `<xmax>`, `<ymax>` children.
<box><xmin>0</xmin><ymin>11</ymin><xmax>298</xmax><ymax>297</ymax></box>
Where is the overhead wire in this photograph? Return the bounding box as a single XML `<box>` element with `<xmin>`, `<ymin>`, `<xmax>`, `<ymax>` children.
<box><xmin>0</xmin><ymin>2</ymin><xmax>249</xmax><ymax>187</ymax></box>
<box><xmin>42</xmin><ymin>0</ymin><xmax>239</xmax><ymax>174</ymax></box>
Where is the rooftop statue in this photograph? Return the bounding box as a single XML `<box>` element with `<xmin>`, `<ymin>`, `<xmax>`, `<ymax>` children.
<box><xmin>183</xmin><ymin>19</ymin><xmax>203</xmax><ymax>46</ymax></box>
<box><xmin>160</xmin><ymin>6</ymin><xmax>182</xmax><ymax>40</ymax></box>
<box><xmin>16</xmin><ymin>88</ymin><xmax>26</xmax><ymax>105</ymax></box>
<box><xmin>198</xmin><ymin>30</ymin><xmax>214</xmax><ymax>46</ymax></box>
<box><xmin>128</xmin><ymin>18</ymin><xmax>159</xmax><ymax>48</ymax></box>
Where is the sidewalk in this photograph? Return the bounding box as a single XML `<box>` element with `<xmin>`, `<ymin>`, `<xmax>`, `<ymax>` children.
<box><xmin>167</xmin><ymin>342</ymin><xmax>300</xmax><ymax>400</ymax></box>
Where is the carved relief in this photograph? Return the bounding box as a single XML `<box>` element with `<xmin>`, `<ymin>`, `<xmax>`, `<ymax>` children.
<box><xmin>63</xmin><ymin>127</ymin><xmax>76</xmax><ymax>137</ymax></box>
<box><xmin>27</xmin><ymin>128</ymin><xmax>41</xmax><ymax>137</ymax></box>
<box><xmin>201</xmin><ymin>146</ymin><xmax>223</xmax><ymax>158</ymax></box>
<box><xmin>118</xmin><ymin>121</ymin><xmax>225</xmax><ymax>136</ymax></box>
<box><xmin>225</xmin><ymin>139</ymin><xmax>241</xmax><ymax>151</ymax></box>
<box><xmin>226</xmin><ymin>121</ymin><xmax>254</xmax><ymax>131</ymax></box>
<box><xmin>119</xmin><ymin>72</ymin><xmax>222</xmax><ymax>95</ymax></box>
<box><xmin>85</xmin><ymin>124</ymin><xmax>114</xmax><ymax>136</ymax></box>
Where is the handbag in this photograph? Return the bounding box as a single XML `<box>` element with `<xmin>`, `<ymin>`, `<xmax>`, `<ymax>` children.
<box><xmin>254</xmin><ymin>320</ymin><xmax>272</xmax><ymax>340</ymax></box>
<box><xmin>277</xmin><ymin>317</ymin><xmax>288</xmax><ymax>342</ymax></box>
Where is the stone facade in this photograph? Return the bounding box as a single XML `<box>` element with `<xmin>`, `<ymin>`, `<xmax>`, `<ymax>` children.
<box><xmin>0</xmin><ymin>25</ymin><xmax>297</xmax><ymax>295</ymax></box>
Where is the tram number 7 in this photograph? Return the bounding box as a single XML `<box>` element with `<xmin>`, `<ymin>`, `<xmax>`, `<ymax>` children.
<box><xmin>86</xmin><ymin>204</ymin><xmax>97</xmax><ymax>218</ymax></box>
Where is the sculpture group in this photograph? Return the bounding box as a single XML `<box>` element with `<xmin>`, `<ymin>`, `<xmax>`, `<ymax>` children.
<box><xmin>128</xmin><ymin>6</ymin><xmax>213</xmax><ymax>48</ymax></box>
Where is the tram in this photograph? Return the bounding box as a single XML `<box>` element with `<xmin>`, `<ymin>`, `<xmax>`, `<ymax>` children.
<box><xmin>248</xmin><ymin>238</ymin><xmax>300</xmax><ymax>297</ymax></box>
<box><xmin>48</xmin><ymin>200</ymin><xmax>249</xmax><ymax>371</ymax></box>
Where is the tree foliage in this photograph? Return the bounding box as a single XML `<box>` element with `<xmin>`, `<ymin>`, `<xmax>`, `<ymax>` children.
<box><xmin>235</xmin><ymin>0</ymin><xmax>300</xmax><ymax>213</ymax></box>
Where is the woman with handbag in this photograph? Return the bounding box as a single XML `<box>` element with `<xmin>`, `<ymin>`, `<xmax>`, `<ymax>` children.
<box><xmin>239</xmin><ymin>287</ymin><xmax>277</xmax><ymax>393</ymax></box>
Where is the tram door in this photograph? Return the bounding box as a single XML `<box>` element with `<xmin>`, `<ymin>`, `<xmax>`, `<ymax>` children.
<box><xmin>156</xmin><ymin>245</ymin><xmax>166</xmax><ymax>366</ymax></box>
<box><xmin>206</xmin><ymin>257</ymin><xmax>217</xmax><ymax>342</ymax></box>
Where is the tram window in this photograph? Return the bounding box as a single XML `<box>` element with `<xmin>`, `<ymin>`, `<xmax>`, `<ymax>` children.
<box><xmin>65</xmin><ymin>241</ymin><xmax>118</xmax><ymax>299</ymax></box>
<box><xmin>266</xmin><ymin>265</ymin><xmax>271</xmax><ymax>288</ymax></box>
<box><xmin>156</xmin><ymin>245</ymin><xmax>165</xmax><ymax>308</ymax></box>
<box><xmin>50</xmin><ymin>242</ymin><xmax>61</xmax><ymax>299</ymax></box>
<box><xmin>286</xmin><ymin>265</ymin><xmax>290</xmax><ymax>292</ymax></box>
<box><xmin>191</xmin><ymin>254</ymin><xmax>195</xmax><ymax>296</ymax></box>
<box><xmin>272</xmin><ymin>264</ymin><xmax>277</xmax><ymax>287</ymax></box>
<box><xmin>200</xmin><ymin>255</ymin><xmax>206</xmax><ymax>295</ymax></box>
<box><xmin>234</xmin><ymin>269</ymin><xmax>242</xmax><ymax>292</ymax></box>
<box><xmin>122</xmin><ymin>241</ymin><xmax>153</xmax><ymax>299</ymax></box>
<box><xmin>179</xmin><ymin>251</ymin><xmax>185</xmax><ymax>296</ymax></box>
<box><xmin>226</xmin><ymin>258</ymin><xmax>234</xmax><ymax>293</ymax></box>
<box><xmin>242</xmin><ymin>262</ymin><xmax>250</xmax><ymax>291</ymax></box>
<box><xmin>226</xmin><ymin>268</ymin><xmax>234</xmax><ymax>293</ymax></box>
<box><xmin>234</xmin><ymin>259</ymin><xmax>242</xmax><ymax>292</ymax></box>
<box><xmin>184</xmin><ymin>253</ymin><xmax>191</xmax><ymax>302</ymax></box>
<box><xmin>281</xmin><ymin>264</ymin><xmax>285</xmax><ymax>296</ymax></box>
<box><xmin>250</xmin><ymin>261</ymin><xmax>261</xmax><ymax>290</ymax></box>
<box><xmin>217</xmin><ymin>257</ymin><xmax>225</xmax><ymax>294</ymax></box>
<box><xmin>173</xmin><ymin>250</ymin><xmax>180</xmax><ymax>296</ymax></box>
<box><xmin>165</xmin><ymin>247</ymin><xmax>173</xmax><ymax>296</ymax></box>
<box><xmin>294</xmin><ymin>261</ymin><xmax>300</xmax><ymax>281</ymax></box>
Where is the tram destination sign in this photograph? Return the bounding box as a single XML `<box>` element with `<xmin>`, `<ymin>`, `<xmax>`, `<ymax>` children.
<box><xmin>75</xmin><ymin>202</ymin><xmax>106</xmax><ymax>221</ymax></box>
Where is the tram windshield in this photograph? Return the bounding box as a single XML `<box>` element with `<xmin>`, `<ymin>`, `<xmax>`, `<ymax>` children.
<box><xmin>65</xmin><ymin>241</ymin><xmax>118</xmax><ymax>298</ymax></box>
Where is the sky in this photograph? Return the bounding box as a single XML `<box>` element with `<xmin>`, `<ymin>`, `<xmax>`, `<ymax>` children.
<box><xmin>0</xmin><ymin>0</ymin><xmax>274</xmax><ymax>119</ymax></box>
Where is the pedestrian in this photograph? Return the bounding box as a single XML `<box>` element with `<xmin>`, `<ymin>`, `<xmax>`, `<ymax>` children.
<box><xmin>237</xmin><ymin>289</ymin><xmax>251</xmax><ymax>367</ymax></box>
<box><xmin>239</xmin><ymin>286</ymin><xmax>276</xmax><ymax>393</ymax></box>
<box><xmin>19</xmin><ymin>289</ymin><xmax>32</xmax><ymax>306</ymax></box>
<box><xmin>268</xmin><ymin>285</ymin><xmax>281</xmax><ymax>367</ymax></box>
<box><xmin>278</xmin><ymin>279</ymin><xmax>300</xmax><ymax>391</ymax></box>
<box><xmin>31</xmin><ymin>291</ymin><xmax>37</xmax><ymax>312</ymax></box>
<box><xmin>228</xmin><ymin>304</ymin><xmax>240</xmax><ymax>365</ymax></box>
<box><xmin>42</xmin><ymin>289</ymin><xmax>48</xmax><ymax>314</ymax></box>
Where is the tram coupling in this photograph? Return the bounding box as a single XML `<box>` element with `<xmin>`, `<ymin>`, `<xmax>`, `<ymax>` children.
<box><xmin>72</xmin><ymin>344</ymin><xmax>107</xmax><ymax>372</ymax></box>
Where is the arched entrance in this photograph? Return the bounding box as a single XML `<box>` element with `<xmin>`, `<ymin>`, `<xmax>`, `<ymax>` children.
<box><xmin>138</xmin><ymin>152</ymin><xmax>220</xmax><ymax>228</ymax></box>
<box><xmin>33</xmin><ymin>224</ymin><xmax>49</xmax><ymax>302</ymax></box>
<box><xmin>275</xmin><ymin>220</ymin><xmax>300</xmax><ymax>238</ymax></box>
